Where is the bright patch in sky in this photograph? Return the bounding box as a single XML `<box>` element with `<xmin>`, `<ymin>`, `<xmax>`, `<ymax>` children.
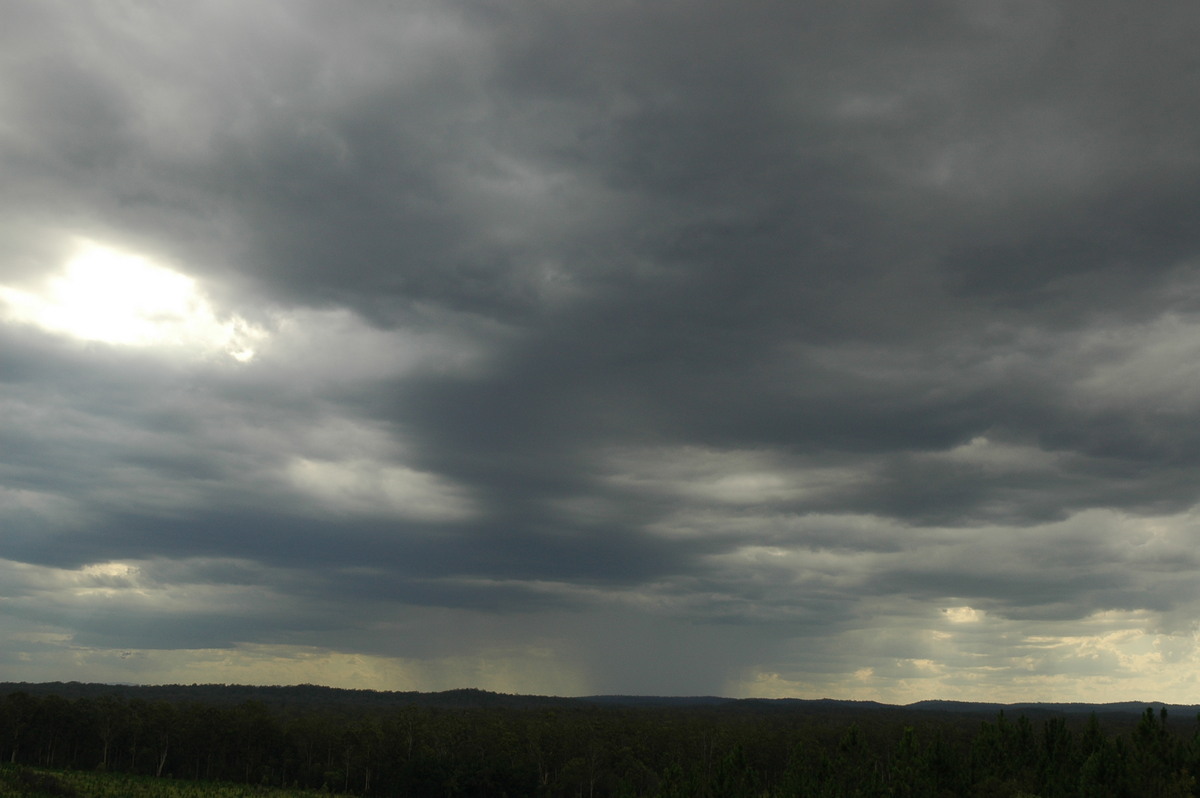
<box><xmin>0</xmin><ymin>241</ymin><xmax>262</xmax><ymax>360</ymax></box>
<box><xmin>942</xmin><ymin>606</ymin><xmax>983</xmax><ymax>624</ymax></box>
<box><xmin>286</xmin><ymin>457</ymin><xmax>477</xmax><ymax>521</ymax></box>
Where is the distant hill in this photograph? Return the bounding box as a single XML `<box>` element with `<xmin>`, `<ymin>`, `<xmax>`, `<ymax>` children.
<box><xmin>0</xmin><ymin>681</ymin><xmax>574</xmax><ymax>711</ymax></box>
<box><xmin>1</xmin><ymin>681</ymin><xmax>1195</xmax><ymax>719</ymax></box>
<box><xmin>905</xmin><ymin>699</ymin><xmax>1198</xmax><ymax>717</ymax></box>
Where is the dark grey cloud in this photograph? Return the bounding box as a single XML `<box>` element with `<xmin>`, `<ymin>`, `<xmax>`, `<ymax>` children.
<box><xmin>3</xmin><ymin>0</ymin><xmax>1200</xmax><ymax>700</ymax></box>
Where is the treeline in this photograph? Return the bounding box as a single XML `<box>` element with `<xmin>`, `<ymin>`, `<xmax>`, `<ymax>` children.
<box><xmin>0</xmin><ymin>682</ymin><xmax>577</xmax><ymax>711</ymax></box>
<box><xmin>1</xmin><ymin>690</ymin><xmax>1199</xmax><ymax>796</ymax></box>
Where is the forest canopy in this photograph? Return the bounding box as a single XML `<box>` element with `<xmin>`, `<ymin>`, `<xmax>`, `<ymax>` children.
<box><xmin>2</xmin><ymin>683</ymin><xmax>1199</xmax><ymax>796</ymax></box>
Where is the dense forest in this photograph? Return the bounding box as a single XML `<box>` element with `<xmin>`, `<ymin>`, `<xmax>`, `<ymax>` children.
<box><xmin>2</xmin><ymin>683</ymin><xmax>1199</xmax><ymax>797</ymax></box>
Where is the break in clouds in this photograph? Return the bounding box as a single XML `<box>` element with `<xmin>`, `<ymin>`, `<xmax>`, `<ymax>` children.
<box><xmin>4</xmin><ymin>0</ymin><xmax>1200</xmax><ymax>702</ymax></box>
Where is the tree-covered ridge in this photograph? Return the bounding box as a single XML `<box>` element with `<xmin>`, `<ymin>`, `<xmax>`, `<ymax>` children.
<box><xmin>3</xmin><ymin>681</ymin><xmax>1195</xmax><ymax>717</ymax></box>
<box><xmin>2</xmin><ymin>687</ymin><xmax>1199</xmax><ymax>796</ymax></box>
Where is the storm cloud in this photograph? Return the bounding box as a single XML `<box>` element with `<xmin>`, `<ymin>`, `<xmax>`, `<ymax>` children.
<box><xmin>4</xmin><ymin>0</ymin><xmax>1200</xmax><ymax>701</ymax></box>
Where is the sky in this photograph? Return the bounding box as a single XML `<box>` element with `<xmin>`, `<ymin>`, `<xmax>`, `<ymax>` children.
<box><xmin>3</xmin><ymin>0</ymin><xmax>1200</xmax><ymax>704</ymax></box>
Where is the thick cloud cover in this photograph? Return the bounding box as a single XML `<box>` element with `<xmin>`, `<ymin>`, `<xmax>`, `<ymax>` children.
<box><xmin>4</xmin><ymin>0</ymin><xmax>1200</xmax><ymax>700</ymax></box>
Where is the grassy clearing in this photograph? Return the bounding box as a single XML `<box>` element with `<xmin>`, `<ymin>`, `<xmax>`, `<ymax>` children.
<box><xmin>0</xmin><ymin>766</ymin><xmax>353</xmax><ymax>798</ymax></box>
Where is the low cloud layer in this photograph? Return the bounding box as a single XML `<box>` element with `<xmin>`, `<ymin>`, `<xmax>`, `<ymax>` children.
<box><xmin>4</xmin><ymin>0</ymin><xmax>1200</xmax><ymax>701</ymax></box>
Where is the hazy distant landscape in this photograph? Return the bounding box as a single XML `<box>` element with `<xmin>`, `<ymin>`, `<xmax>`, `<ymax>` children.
<box><xmin>3</xmin><ymin>682</ymin><xmax>1199</xmax><ymax>796</ymax></box>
